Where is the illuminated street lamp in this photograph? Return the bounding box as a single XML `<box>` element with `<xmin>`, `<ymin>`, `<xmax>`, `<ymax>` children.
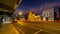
<box><xmin>19</xmin><ymin>11</ymin><xmax>23</xmax><ymax>15</ymax></box>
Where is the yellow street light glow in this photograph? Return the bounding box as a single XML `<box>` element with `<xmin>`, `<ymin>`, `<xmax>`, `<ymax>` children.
<box><xmin>19</xmin><ymin>11</ymin><xmax>23</xmax><ymax>15</ymax></box>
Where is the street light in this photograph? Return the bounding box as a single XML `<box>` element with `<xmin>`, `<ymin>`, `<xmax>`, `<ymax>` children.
<box><xmin>19</xmin><ymin>11</ymin><xmax>23</xmax><ymax>15</ymax></box>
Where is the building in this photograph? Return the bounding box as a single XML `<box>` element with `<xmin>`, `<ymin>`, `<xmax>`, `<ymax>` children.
<box><xmin>0</xmin><ymin>0</ymin><xmax>22</xmax><ymax>23</ymax></box>
<box><xmin>3</xmin><ymin>16</ymin><xmax>12</xmax><ymax>24</ymax></box>
<box><xmin>42</xmin><ymin>8</ymin><xmax>57</xmax><ymax>21</ymax></box>
<box><xmin>57</xmin><ymin>7</ymin><xmax>60</xmax><ymax>21</ymax></box>
<box><xmin>28</xmin><ymin>10</ymin><xmax>42</xmax><ymax>21</ymax></box>
<box><xmin>24</xmin><ymin>13</ymin><xmax>28</xmax><ymax>20</ymax></box>
<box><xmin>51</xmin><ymin>7</ymin><xmax>60</xmax><ymax>22</ymax></box>
<box><xmin>0</xmin><ymin>0</ymin><xmax>22</xmax><ymax>16</ymax></box>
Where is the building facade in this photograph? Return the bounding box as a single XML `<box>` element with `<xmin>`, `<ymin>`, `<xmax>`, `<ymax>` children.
<box><xmin>42</xmin><ymin>8</ymin><xmax>57</xmax><ymax>21</ymax></box>
<box><xmin>0</xmin><ymin>0</ymin><xmax>22</xmax><ymax>15</ymax></box>
<box><xmin>0</xmin><ymin>0</ymin><xmax>22</xmax><ymax>23</ymax></box>
<box><xmin>28</xmin><ymin>10</ymin><xmax>42</xmax><ymax>21</ymax></box>
<box><xmin>58</xmin><ymin>7</ymin><xmax>60</xmax><ymax>20</ymax></box>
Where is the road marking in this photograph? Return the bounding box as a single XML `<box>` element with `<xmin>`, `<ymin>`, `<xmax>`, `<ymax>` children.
<box><xmin>30</xmin><ymin>24</ymin><xmax>57</xmax><ymax>34</ymax></box>
<box><xmin>34</xmin><ymin>30</ymin><xmax>43</xmax><ymax>34</ymax></box>
<box><xmin>12</xmin><ymin>24</ymin><xmax>20</xmax><ymax>34</ymax></box>
<box><xmin>13</xmin><ymin>24</ymin><xmax>25</xmax><ymax>34</ymax></box>
<box><xmin>34</xmin><ymin>30</ymin><xmax>57</xmax><ymax>34</ymax></box>
<box><xmin>16</xmin><ymin>26</ymin><xmax>25</xmax><ymax>34</ymax></box>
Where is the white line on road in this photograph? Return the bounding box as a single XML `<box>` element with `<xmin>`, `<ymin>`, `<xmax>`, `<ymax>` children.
<box><xmin>34</xmin><ymin>30</ymin><xmax>43</xmax><ymax>34</ymax></box>
<box><xmin>34</xmin><ymin>30</ymin><xmax>57</xmax><ymax>34</ymax></box>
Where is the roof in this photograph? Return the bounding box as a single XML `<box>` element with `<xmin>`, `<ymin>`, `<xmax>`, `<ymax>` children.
<box><xmin>0</xmin><ymin>0</ymin><xmax>22</xmax><ymax>13</ymax></box>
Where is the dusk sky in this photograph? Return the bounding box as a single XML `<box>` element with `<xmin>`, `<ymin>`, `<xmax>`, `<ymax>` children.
<box><xmin>14</xmin><ymin>0</ymin><xmax>60</xmax><ymax>14</ymax></box>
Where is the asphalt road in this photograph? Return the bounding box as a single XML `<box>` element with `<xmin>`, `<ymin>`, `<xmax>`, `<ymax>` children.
<box><xmin>13</xmin><ymin>20</ymin><xmax>59</xmax><ymax>34</ymax></box>
<box><xmin>14</xmin><ymin>23</ymin><xmax>39</xmax><ymax>34</ymax></box>
<box><xmin>0</xmin><ymin>20</ymin><xmax>60</xmax><ymax>34</ymax></box>
<box><xmin>22</xmin><ymin>21</ymin><xmax>60</xmax><ymax>34</ymax></box>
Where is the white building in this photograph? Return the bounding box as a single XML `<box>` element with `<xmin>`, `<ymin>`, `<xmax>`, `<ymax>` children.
<box><xmin>3</xmin><ymin>16</ymin><xmax>12</xmax><ymax>24</ymax></box>
<box><xmin>42</xmin><ymin>8</ymin><xmax>54</xmax><ymax>21</ymax></box>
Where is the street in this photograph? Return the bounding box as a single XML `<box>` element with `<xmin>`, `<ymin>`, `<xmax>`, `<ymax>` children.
<box><xmin>0</xmin><ymin>20</ymin><xmax>60</xmax><ymax>34</ymax></box>
<box><xmin>14</xmin><ymin>20</ymin><xmax>60</xmax><ymax>34</ymax></box>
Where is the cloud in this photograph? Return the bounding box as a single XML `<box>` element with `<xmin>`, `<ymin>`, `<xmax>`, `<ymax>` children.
<box><xmin>39</xmin><ymin>2</ymin><xmax>60</xmax><ymax>11</ymax></box>
<box><xmin>14</xmin><ymin>2</ymin><xmax>60</xmax><ymax>15</ymax></box>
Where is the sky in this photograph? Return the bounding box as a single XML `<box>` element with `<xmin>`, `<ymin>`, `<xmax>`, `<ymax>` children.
<box><xmin>14</xmin><ymin>0</ymin><xmax>60</xmax><ymax>14</ymax></box>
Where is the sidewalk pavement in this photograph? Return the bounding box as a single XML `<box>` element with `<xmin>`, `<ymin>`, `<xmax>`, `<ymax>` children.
<box><xmin>0</xmin><ymin>23</ymin><xmax>20</xmax><ymax>34</ymax></box>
